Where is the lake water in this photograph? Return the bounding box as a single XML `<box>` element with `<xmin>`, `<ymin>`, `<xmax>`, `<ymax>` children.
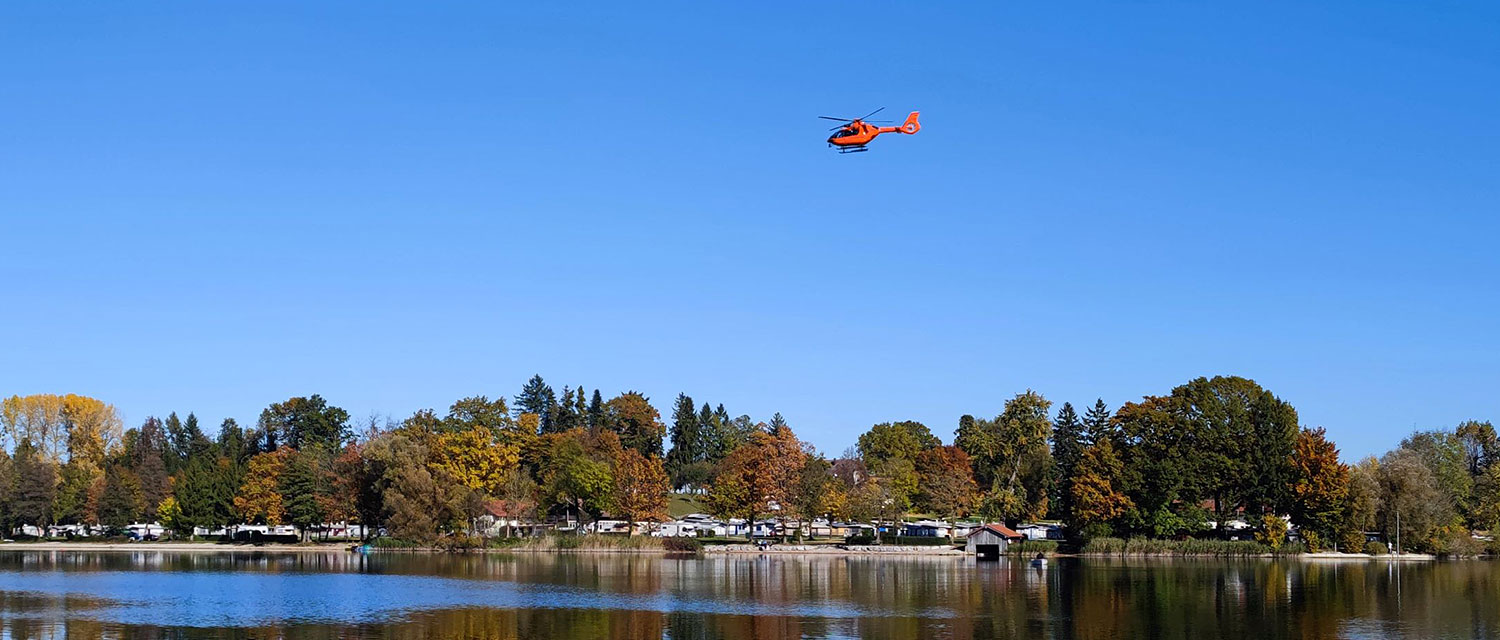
<box><xmin>0</xmin><ymin>550</ymin><xmax>1493</xmax><ymax>639</ymax></box>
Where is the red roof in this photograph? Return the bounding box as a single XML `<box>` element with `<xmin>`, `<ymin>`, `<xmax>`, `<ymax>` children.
<box><xmin>978</xmin><ymin>524</ymin><xmax>1023</xmax><ymax>539</ymax></box>
<box><xmin>484</xmin><ymin>499</ymin><xmax>534</xmax><ymax>519</ymax></box>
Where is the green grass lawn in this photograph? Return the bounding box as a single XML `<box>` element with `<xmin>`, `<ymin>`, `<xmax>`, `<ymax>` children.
<box><xmin>669</xmin><ymin>493</ymin><xmax>707</xmax><ymax>519</ymax></box>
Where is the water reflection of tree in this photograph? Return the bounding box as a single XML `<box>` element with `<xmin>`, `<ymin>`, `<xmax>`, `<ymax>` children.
<box><xmin>6</xmin><ymin>555</ymin><xmax>1500</xmax><ymax>639</ymax></box>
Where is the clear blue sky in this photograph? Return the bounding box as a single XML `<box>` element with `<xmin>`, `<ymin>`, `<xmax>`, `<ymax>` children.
<box><xmin>3</xmin><ymin>2</ymin><xmax>1497</xmax><ymax>460</ymax></box>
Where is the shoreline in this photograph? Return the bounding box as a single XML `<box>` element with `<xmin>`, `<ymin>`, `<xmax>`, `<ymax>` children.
<box><xmin>0</xmin><ymin>542</ymin><xmax>347</xmax><ymax>552</ymax></box>
<box><xmin>0</xmin><ymin>541</ymin><xmax>1444</xmax><ymax>560</ymax></box>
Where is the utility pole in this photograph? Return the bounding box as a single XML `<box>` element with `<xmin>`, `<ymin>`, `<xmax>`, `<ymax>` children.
<box><xmin>1395</xmin><ymin>507</ymin><xmax>1401</xmax><ymax>557</ymax></box>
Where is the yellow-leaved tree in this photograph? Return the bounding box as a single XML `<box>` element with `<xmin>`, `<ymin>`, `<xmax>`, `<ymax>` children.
<box><xmin>235</xmin><ymin>449</ymin><xmax>292</xmax><ymax>525</ymax></box>
<box><xmin>430</xmin><ymin>425</ymin><xmax>520</xmax><ymax>496</ymax></box>
<box><xmin>0</xmin><ymin>394</ymin><xmax>122</xmax><ymax>465</ymax></box>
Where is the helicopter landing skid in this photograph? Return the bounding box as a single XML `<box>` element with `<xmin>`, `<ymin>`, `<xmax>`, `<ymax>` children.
<box><xmin>835</xmin><ymin>146</ymin><xmax>868</xmax><ymax>154</ymax></box>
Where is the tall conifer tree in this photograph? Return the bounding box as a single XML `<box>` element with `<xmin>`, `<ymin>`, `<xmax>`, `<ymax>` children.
<box><xmin>665</xmin><ymin>394</ymin><xmax>701</xmax><ymax>488</ymax></box>
<box><xmin>1083</xmin><ymin>399</ymin><xmax>1113</xmax><ymax>446</ymax></box>
<box><xmin>587</xmin><ymin>389</ymin><xmax>605</xmax><ymax>430</ymax></box>
<box><xmin>1051</xmin><ymin>403</ymin><xmax>1084</xmax><ymax>524</ymax></box>
<box><xmin>514</xmin><ymin>375</ymin><xmax>557</xmax><ymax>433</ymax></box>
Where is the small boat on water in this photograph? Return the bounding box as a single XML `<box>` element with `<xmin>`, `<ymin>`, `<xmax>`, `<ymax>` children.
<box><xmin>1030</xmin><ymin>553</ymin><xmax>1047</xmax><ymax>568</ymax></box>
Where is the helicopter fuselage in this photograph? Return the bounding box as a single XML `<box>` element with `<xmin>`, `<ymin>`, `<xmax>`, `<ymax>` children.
<box><xmin>827</xmin><ymin>122</ymin><xmax>899</xmax><ymax>147</ymax></box>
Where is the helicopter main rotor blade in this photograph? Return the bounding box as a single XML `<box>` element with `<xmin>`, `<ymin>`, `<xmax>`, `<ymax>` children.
<box><xmin>818</xmin><ymin>116</ymin><xmax>854</xmax><ymax>122</ymax></box>
<box><xmin>858</xmin><ymin>107</ymin><xmax>885</xmax><ymax>120</ymax></box>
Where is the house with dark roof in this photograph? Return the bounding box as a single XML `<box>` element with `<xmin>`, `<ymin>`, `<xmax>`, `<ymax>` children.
<box><xmin>965</xmin><ymin>524</ymin><xmax>1023</xmax><ymax>560</ymax></box>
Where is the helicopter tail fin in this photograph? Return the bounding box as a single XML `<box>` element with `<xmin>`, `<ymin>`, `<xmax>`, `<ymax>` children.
<box><xmin>900</xmin><ymin>111</ymin><xmax>920</xmax><ymax>134</ymax></box>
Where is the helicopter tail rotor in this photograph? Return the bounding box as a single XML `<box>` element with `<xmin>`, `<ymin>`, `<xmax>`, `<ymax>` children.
<box><xmin>900</xmin><ymin>111</ymin><xmax>920</xmax><ymax>134</ymax></box>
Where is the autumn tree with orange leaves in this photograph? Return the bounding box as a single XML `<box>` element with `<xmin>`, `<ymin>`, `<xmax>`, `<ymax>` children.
<box><xmin>611</xmin><ymin>449</ymin><xmax>670</xmax><ymax>533</ymax></box>
<box><xmin>1289</xmin><ymin>427</ymin><xmax>1349</xmax><ymax>550</ymax></box>
<box><xmin>1069</xmin><ymin>440</ymin><xmax>1133</xmax><ymax>537</ymax></box>
<box><xmin>706</xmin><ymin>425</ymin><xmax>806</xmax><ymax>539</ymax></box>
<box><xmin>916</xmin><ymin>445</ymin><xmax>978</xmax><ymax>541</ymax></box>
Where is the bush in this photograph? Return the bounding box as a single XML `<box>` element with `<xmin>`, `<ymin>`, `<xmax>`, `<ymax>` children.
<box><xmin>844</xmin><ymin>535</ymin><xmax>876</xmax><ymax>546</ymax></box>
<box><xmin>1436</xmin><ymin>531</ymin><xmax>1482</xmax><ymax>558</ymax></box>
<box><xmin>1255</xmin><ymin>515</ymin><xmax>1288</xmax><ymax>549</ymax></box>
<box><xmin>1009</xmin><ymin>540</ymin><xmax>1060</xmax><ymax>555</ymax></box>
<box><xmin>1301</xmin><ymin>530</ymin><xmax>1325</xmax><ymax>552</ymax></box>
<box><xmin>1364</xmin><ymin>541</ymin><xmax>1388</xmax><ymax>556</ymax></box>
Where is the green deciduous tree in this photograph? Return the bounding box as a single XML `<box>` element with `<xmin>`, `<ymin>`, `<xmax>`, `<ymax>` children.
<box><xmin>957</xmin><ymin>391</ymin><xmax>1053</xmax><ymax>523</ymax></box>
<box><xmin>857</xmin><ymin>421</ymin><xmax>940</xmax><ymax>514</ymax></box>
<box><xmin>258</xmin><ymin>395</ymin><xmax>350</xmax><ymax>451</ymax></box>
<box><xmin>1377</xmin><ymin>447</ymin><xmax>1453</xmax><ymax>554</ymax></box>
<box><xmin>605</xmin><ymin>392</ymin><xmax>666</xmax><ymax>458</ymax></box>
<box><xmin>789</xmin><ymin>456</ymin><xmax>836</xmax><ymax>541</ymax></box>
<box><xmin>542</xmin><ymin>430</ymin><xmax>616</xmax><ymax>529</ymax></box>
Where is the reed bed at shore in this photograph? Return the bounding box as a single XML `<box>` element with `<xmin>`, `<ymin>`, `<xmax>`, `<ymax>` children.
<box><xmin>1080</xmin><ymin>537</ymin><xmax>1308</xmax><ymax>556</ymax></box>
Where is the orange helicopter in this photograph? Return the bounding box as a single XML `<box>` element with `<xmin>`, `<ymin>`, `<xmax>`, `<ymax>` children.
<box><xmin>822</xmin><ymin>107</ymin><xmax>920</xmax><ymax>153</ymax></box>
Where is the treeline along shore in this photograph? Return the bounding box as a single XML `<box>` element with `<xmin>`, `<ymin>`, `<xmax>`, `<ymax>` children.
<box><xmin>1</xmin><ymin>375</ymin><xmax>1495</xmax><ymax>557</ymax></box>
